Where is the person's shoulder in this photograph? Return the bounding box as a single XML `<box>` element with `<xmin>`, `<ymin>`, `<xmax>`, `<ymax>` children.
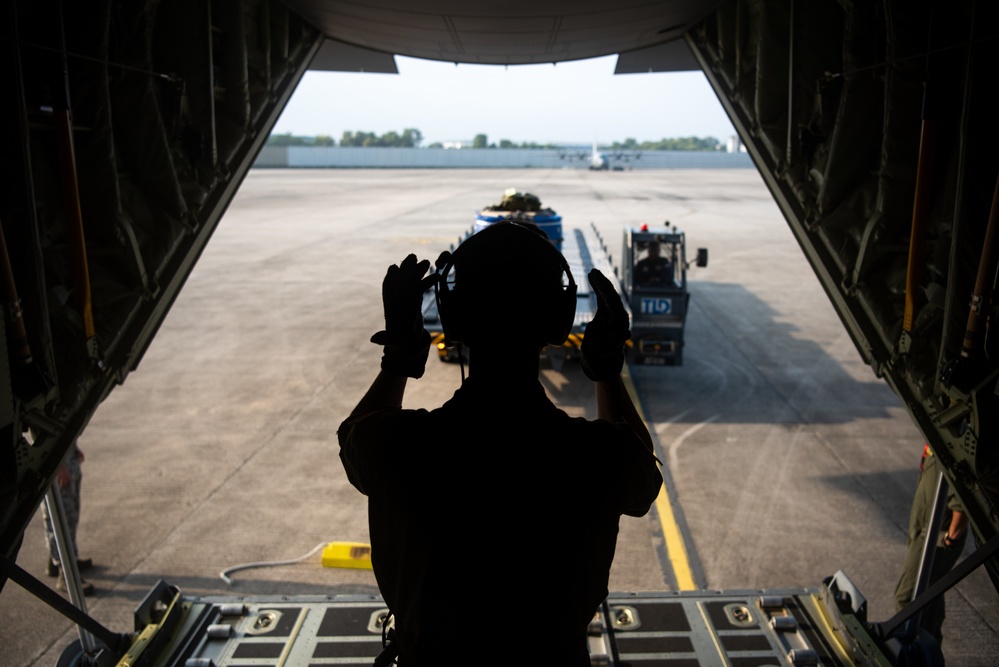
<box><xmin>574</xmin><ymin>419</ymin><xmax>662</xmax><ymax>512</ymax></box>
<box><xmin>946</xmin><ymin>487</ymin><xmax>966</xmax><ymax>513</ymax></box>
<box><xmin>563</xmin><ymin>414</ymin><xmax>643</xmax><ymax>445</ymax></box>
<box><xmin>371</xmin><ymin>407</ymin><xmax>435</xmax><ymax>427</ymax></box>
<box><xmin>339</xmin><ymin>407</ymin><xmax>433</xmax><ymax>441</ymax></box>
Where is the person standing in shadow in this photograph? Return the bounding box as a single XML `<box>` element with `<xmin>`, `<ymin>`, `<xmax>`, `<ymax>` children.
<box><xmin>41</xmin><ymin>441</ymin><xmax>95</xmax><ymax>595</ymax></box>
<box><xmin>894</xmin><ymin>443</ymin><xmax>969</xmax><ymax>645</ymax></box>
<box><xmin>338</xmin><ymin>221</ymin><xmax>663</xmax><ymax>666</ymax></box>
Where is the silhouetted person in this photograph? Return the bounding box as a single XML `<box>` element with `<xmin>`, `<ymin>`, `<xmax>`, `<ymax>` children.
<box><xmin>635</xmin><ymin>242</ymin><xmax>672</xmax><ymax>286</ymax></box>
<box><xmin>338</xmin><ymin>221</ymin><xmax>663</xmax><ymax>666</ymax></box>
<box><xmin>41</xmin><ymin>441</ymin><xmax>94</xmax><ymax>595</ymax></box>
<box><xmin>894</xmin><ymin>443</ymin><xmax>969</xmax><ymax>645</ymax></box>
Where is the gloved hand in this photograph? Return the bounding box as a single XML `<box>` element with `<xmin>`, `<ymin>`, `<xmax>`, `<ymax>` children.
<box><xmin>581</xmin><ymin>268</ymin><xmax>631</xmax><ymax>381</ymax></box>
<box><xmin>370</xmin><ymin>254</ymin><xmax>438</xmax><ymax>378</ymax></box>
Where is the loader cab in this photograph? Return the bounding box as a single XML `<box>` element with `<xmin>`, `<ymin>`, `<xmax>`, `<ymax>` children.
<box><xmin>631</xmin><ymin>235</ymin><xmax>684</xmax><ymax>289</ymax></box>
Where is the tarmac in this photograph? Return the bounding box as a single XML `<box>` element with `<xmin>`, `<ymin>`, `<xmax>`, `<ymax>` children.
<box><xmin>2</xmin><ymin>168</ymin><xmax>997</xmax><ymax>665</ymax></box>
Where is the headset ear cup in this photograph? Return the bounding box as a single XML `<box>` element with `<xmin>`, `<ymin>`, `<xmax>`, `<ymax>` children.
<box><xmin>435</xmin><ymin>252</ymin><xmax>463</xmax><ymax>345</ymax></box>
<box><xmin>540</xmin><ymin>245</ymin><xmax>577</xmax><ymax>346</ymax></box>
<box><xmin>437</xmin><ymin>282</ymin><xmax>462</xmax><ymax>345</ymax></box>
<box><xmin>545</xmin><ymin>283</ymin><xmax>576</xmax><ymax>346</ymax></box>
<box><xmin>558</xmin><ymin>285</ymin><xmax>578</xmax><ymax>345</ymax></box>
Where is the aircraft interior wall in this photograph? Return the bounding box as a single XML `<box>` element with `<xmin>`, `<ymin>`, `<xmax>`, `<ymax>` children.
<box><xmin>686</xmin><ymin>0</ymin><xmax>999</xmax><ymax>587</ymax></box>
<box><xmin>1</xmin><ymin>0</ymin><xmax>323</xmax><ymax>569</ymax></box>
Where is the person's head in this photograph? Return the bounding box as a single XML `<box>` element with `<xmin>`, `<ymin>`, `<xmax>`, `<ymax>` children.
<box><xmin>646</xmin><ymin>243</ymin><xmax>661</xmax><ymax>258</ymax></box>
<box><xmin>435</xmin><ymin>221</ymin><xmax>576</xmax><ymax>350</ymax></box>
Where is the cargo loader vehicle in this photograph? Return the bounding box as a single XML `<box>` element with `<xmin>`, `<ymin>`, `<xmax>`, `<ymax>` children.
<box><xmin>620</xmin><ymin>223</ymin><xmax>709</xmax><ymax>366</ymax></box>
<box><xmin>421</xmin><ymin>206</ymin><xmax>707</xmax><ymax>368</ymax></box>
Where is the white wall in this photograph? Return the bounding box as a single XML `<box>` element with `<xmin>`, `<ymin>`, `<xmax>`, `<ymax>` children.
<box><xmin>254</xmin><ymin>146</ymin><xmax>755</xmax><ymax>169</ymax></box>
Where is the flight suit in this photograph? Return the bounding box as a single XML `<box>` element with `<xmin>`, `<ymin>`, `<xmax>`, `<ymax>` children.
<box><xmin>41</xmin><ymin>444</ymin><xmax>83</xmax><ymax>571</ymax></box>
<box><xmin>894</xmin><ymin>444</ymin><xmax>967</xmax><ymax>642</ymax></box>
<box><xmin>339</xmin><ymin>376</ymin><xmax>663</xmax><ymax>666</ymax></box>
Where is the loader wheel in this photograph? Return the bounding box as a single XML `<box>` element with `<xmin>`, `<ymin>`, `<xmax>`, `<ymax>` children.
<box><xmin>57</xmin><ymin>638</ymin><xmax>117</xmax><ymax>667</ymax></box>
<box><xmin>56</xmin><ymin>640</ymin><xmax>87</xmax><ymax>667</ymax></box>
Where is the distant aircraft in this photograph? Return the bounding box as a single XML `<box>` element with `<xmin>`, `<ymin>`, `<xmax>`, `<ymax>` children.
<box><xmin>608</xmin><ymin>148</ymin><xmax>642</xmax><ymax>168</ymax></box>
<box><xmin>556</xmin><ymin>142</ymin><xmax>640</xmax><ymax>170</ymax></box>
<box><xmin>589</xmin><ymin>141</ymin><xmax>609</xmax><ymax>170</ymax></box>
<box><xmin>555</xmin><ymin>146</ymin><xmax>589</xmax><ymax>163</ymax></box>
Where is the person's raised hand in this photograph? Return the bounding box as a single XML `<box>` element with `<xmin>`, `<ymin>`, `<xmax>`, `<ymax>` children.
<box><xmin>580</xmin><ymin>268</ymin><xmax>630</xmax><ymax>382</ymax></box>
<box><xmin>370</xmin><ymin>254</ymin><xmax>438</xmax><ymax>378</ymax></box>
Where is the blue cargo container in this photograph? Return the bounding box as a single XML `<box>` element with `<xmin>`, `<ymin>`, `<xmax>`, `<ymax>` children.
<box><xmin>473</xmin><ymin>190</ymin><xmax>563</xmax><ymax>250</ymax></box>
<box><xmin>474</xmin><ymin>210</ymin><xmax>563</xmax><ymax>250</ymax></box>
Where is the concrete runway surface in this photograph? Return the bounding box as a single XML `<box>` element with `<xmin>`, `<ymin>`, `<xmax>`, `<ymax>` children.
<box><xmin>3</xmin><ymin>168</ymin><xmax>997</xmax><ymax>665</ymax></box>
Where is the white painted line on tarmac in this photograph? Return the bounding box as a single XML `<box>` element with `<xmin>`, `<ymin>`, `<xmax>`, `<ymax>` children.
<box><xmin>668</xmin><ymin>415</ymin><xmax>719</xmax><ymax>472</ymax></box>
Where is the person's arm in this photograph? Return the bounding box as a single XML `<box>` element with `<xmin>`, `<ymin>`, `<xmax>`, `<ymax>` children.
<box><xmin>56</xmin><ymin>463</ymin><xmax>71</xmax><ymax>488</ymax></box>
<box><xmin>347</xmin><ymin>370</ymin><xmax>408</xmax><ymax>423</ymax></box>
<box><xmin>582</xmin><ymin>269</ymin><xmax>654</xmax><ymax>453</ymax></box>
<box><xmin>944</xmin><ymin>510</ymin><xmax>969</xmax><ymax>549</ymax></box>
<box><xmin>595</xmin><ymin>375</ymin><xmax>653</xmax><ymax>454</ymax></box>
<box><xmin>346</xmin><ymin>253</ymin><xmax>437</xmax><ymax>423</ymax></box>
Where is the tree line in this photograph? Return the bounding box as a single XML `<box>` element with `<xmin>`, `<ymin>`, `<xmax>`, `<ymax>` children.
<box><xmin>267</xmin><ymin>130</ymin><xmax>724</xmax><ymax>151</ymax></box>
<box><xmin>611</xmin><ymin>136</ymin><xmax>722</xmax><ymax>151</ymax></box>
<box><xmin>267</xmin><ymin>129</ymin><xmax>423</xmax><ymax>148</ymax></box>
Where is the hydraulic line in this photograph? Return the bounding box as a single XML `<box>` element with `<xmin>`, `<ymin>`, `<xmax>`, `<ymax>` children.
<box><xmin>0</xmin><ymin>221</ymin><xmax>32</xmax><ymax>369</ymax></box>
<box><xmin>56</xmin><ymin>106</ymin><xmax>98</xmax><ymax>361</ymax></box>
<box><xmin>902</xmin><ymin>79</ymin><xmax>936</xmax><ymax>346</ymax></box>
<box><xmin>960</xmin><ymin>173</ymin><xmax>999</xmax><ymax>363</ymax></box>
<box><xmin>219</xmin><ymin>541</ymin><xmax>328</xmax><ymax>585</ymax></box>
<box><xmin>53</xmin><ymin>0</ymin><xmax>99</xmax><ymax>363</ymax></box>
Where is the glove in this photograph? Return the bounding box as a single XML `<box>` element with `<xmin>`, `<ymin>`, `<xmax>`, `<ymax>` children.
<box><xmin>370</xmin><ymin>254</ymin><xmax>438</xmax><ymax>378</ymax></box>
<box><xmin>580</xmin><ymin>268</ymin><xmax>631</xmax><ymax>381</ymax></box>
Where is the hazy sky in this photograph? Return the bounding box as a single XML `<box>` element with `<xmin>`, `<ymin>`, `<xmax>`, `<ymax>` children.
<box><xmin>272</xmin><ymin>55</ymin><xmax>736</xmax><ymax>146</ymax></box>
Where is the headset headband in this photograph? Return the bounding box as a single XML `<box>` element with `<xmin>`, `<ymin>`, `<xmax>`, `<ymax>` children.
<box><xmin>434</xmin><ymin>221</ymin><xmax>577</xmax><ymax>347</ymax></box>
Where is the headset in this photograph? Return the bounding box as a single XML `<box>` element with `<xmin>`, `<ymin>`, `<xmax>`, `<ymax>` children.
<box><xmin>434</xmin><ymin>221</ymin><xmax>577</xmax><ymax>348</ymax></box>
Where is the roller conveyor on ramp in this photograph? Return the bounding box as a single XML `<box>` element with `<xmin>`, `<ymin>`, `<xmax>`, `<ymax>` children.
<box><xmin>563</xmin><ymin>225</ymin><xmax>632</xmax><ymax>337</ymax></box>
<box><xmin>92</xmin><ymin>575</ymin><xmax>871</xmax><ymax>666</ymax></box>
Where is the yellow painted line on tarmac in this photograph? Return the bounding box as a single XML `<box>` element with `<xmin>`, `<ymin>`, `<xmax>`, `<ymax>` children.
<box><xmin>654</xmin><ymin>483</ymin><xmax>697</xmax><ymax>591</ymax></box>
<box><xmin>621</xmin><ymin>365</ymin><xmax>698</xmax><ymax>591</ymax></box>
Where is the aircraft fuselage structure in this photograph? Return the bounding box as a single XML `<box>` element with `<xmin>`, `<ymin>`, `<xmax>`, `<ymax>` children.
<box><xmin>2</xmin><ymin>0</ymin><xmax>998</xmax><ymax>665</ymax></box>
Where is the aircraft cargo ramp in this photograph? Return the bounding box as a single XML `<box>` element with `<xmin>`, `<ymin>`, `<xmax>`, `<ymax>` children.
<box><xmin>86</xmin><ymin>581</ymin><xmax>869</xmax><ymax>667</ymax></box>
